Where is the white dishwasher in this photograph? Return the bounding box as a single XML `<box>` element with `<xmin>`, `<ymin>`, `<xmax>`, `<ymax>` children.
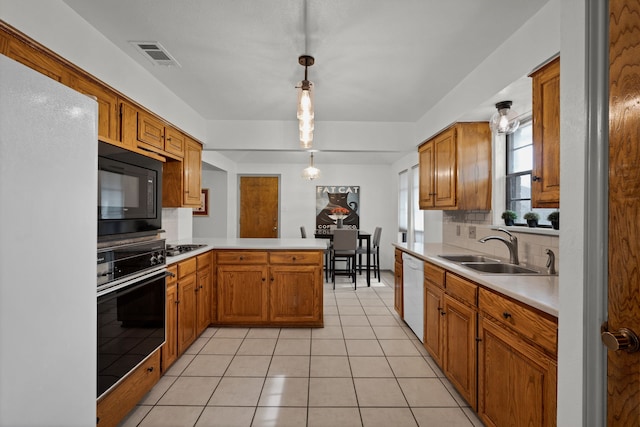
<box><xmin>402</xmin><ymin>252</ymin><xmax>424</xmax><ymax>342</ymax></box>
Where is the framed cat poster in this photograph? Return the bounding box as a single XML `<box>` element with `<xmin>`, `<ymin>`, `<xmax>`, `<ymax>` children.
<box><xmin>315</xmin><ymin>186</ymin><xmax>360</xmax><ymax>235</ymax></box>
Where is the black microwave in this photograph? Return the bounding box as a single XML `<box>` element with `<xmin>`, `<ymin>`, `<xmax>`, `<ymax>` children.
<box><xmin>98</xmin><ymin>141</ymin><xmax>162</xmax><ymax>238</ymax></box>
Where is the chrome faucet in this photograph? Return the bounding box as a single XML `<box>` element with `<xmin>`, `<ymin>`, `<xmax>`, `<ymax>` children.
<box><xmin>478</xmin><ymin>228</ymin><xmax>519</xmax><ymax>265</ymax></box>
<box><xmin>545</xmin><ymin>249</ymin><xmax>557</xmax><ymax>275</ymax></box>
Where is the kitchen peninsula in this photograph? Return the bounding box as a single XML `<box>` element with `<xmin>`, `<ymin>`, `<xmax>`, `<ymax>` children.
<box><xmin>167</xmin><ymin>237</ymin><xmax>327</xmax><ymax>328</ymax></box>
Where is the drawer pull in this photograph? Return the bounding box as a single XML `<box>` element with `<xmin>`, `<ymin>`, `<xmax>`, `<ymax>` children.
<box><xmin>239</xmin><ymin>256</ymin><xmax>244</xmax><ymax>261</ymax></box>
<box><xmin>146</xmin><ymin>366</ymin><xmax>154</xmax><ymax>373</ymax></box>
<box><xmin>502</xmin><ymin>312</ymin><xmax>512</xmax><ymax>319</ymax></box>
<box><xmin>292</xmin><ymin>256</ymin><xmax>297</xmax><ymax>261</ymax></box>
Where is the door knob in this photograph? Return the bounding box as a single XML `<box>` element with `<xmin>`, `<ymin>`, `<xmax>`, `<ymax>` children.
<box><xmin>601</xmin><ymin>323</ymin><xmax>640</xmax><ymax>353</ymax></box>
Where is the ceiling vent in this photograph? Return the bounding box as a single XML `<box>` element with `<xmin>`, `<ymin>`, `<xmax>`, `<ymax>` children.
<box><xmin>129</xmin><ymin>41</ymin><xmax>180</xmax><ymax>67</ymax></box>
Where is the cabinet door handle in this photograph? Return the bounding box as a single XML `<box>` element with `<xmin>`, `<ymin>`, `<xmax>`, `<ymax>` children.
<box><xmin>270</xmin><ymin>277</ymin><xmax>274</xmax><ymax>282</ymax></box>
<box><xmin>262</xmin><ymin>277</ymin><xmax>266</xmax><ymax>282</ymax></box>
<box><xmin>239</xmin><ymin>256</ymin><xmax>244</xmax><ymax>261</ymax></box>
<box><xmin>292</xmin><ymin>256</ymin><xmax>297</xmax><ymax>261</ymax></box>
<box><xmin>146</xmin><ymin>366</ymin><xmax>154</xmax><ymax>372</ymax></box>
<box><xmin>502</xmin><ymin>312</ymin><xmax>512</xmax><ymax>319</ymax></box>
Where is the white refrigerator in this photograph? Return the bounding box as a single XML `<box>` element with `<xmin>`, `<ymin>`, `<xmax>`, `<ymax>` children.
<box><xmin>0</xmin><ymin>55</ymin><xmax>97</xmax><ymax>426</ymax></box>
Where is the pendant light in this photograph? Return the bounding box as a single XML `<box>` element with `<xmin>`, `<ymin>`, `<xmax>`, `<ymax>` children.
<box><xmin>490</xmin><ymin>101</ymin><xmax>520</xmax><ymax>135</ymax></box>
<box><xmin>302</xmin><ymin>152</ymin><xmax>321</xmax><ymax>180</ymax></box>
<box><xmin>297</xmin><ymin>55</ymin><xmax>315</xmax><ymax>149</ymax></box>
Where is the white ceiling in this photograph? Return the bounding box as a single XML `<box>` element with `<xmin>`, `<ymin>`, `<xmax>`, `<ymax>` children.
<box><xmin>62</xmin><ymin>0</ymin><xmax>547</xmax><ymax>164</ymax></box>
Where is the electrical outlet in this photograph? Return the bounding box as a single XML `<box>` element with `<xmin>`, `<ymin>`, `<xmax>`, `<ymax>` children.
<box><xmin>456</xmin><ymin>225</ymin><xmax>461</xmax><ymax>236</ymax></box>
<box><xmin>468</xmin><ymin>226</ymin><xmax>476</xmax><ymax>239</ymax></box>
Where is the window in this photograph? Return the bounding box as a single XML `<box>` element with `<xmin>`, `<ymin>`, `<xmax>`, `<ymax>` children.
<box><xmin>505</xmin><ymin>120</ymin><xmax>553</xmax><ymax>225</ymax></box>
<box><xmin>398</xmin><ymin>166</ymin><xmax>422</xmax><ymax>243</ymax></box>
<box><xmin>411</xmin><ymin>164</ymin><xmax>424</xmax><ymax>244</ymax></box>
<box><xmin>398</xmin><ymin>169</ymin><xmax>408</xmax><ymax>241</ymax></box>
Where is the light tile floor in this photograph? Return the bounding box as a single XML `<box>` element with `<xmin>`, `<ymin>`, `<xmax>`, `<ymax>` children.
<box><xmin>119</xmin><ymin>272</ymin><xmax>484</xmax><ymax>427</ymax></box>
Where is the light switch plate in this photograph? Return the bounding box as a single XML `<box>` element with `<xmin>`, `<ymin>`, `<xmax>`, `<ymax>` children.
<box><xmin>468</xmin><ymin>226</ymin><xmax>476</xmax><ymax>239</ymax></box>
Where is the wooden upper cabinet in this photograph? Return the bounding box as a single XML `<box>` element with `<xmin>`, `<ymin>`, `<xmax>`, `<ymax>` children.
<box><xmin>162</xmin><ymin>137</ymin><xmax>202</xmax><ymax>208</ymax></box>
<box><xmin>165</xmin><ymin>126</ymin><xmax>186</xmax><ymax>158</ymax></box>
<box><xmin>530</xmin><ymin>57</ymin><xmax>560</xmax><ymax>208</ymax></box>
<box><xmin>2</xmin><ymin>34</ymin><xmax>72</xmax><ymax>85</ymax></box>
<box><xmin>137</xmin><ymin>110</ymin><xmax>165</xmax><ymax>151</ymax></box>
<box><xmin>456</xmin><ymin>123</ymin><xmax>492</xmax><ymax>210</ymax></box>
<box><xmin>120</xmin><ymin>100</ymin><xmax>186</xmax><ymax>159</ymax></box>
<box><xmin>419</xmin><ymin>122</ymin><xmax>491</xmax><ymax>210</ymax></box>
<box><xmin>418</xmin><ymin>140</ymin><xmax>435</xmax><ymax>208</ymax></box>
<box><xmin>184</xmin><ymin>138</ymin><xmax>202</xmax><ymax>206</ymax></box>
<box><xmin>68</xmin><ymin>74</ymin><xmax>119</xmax><ymax>141</ymax></box>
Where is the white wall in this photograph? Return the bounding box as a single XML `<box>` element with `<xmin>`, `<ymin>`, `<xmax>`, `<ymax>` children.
<box><xmin>557</xmin><ymin>0</ymin><xmax>588</xmax><ymax>424</ymax></box>
<box><xmin>0</xmin><ymin>0</ymin><xmax>208</xmax><ymax>142</ymax></box>
<box><xmin>193</xmin><ymin>167</ymin><xmax>228</xmax><ymax>238</ymax></box>
<box><xmin>232</xmin><ymin>161</ymin><xmax>397</xmax><ymax>270</ymax></box>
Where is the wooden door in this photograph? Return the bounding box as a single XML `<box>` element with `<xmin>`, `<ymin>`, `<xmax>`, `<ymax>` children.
<box><xmin>239</xmin><ymin>176</ymin><xmax>279</xmax><ymax>238</ymax></box>
<box><xmin>607</xmin><ymin>1</ymin><xmax>640</xmax><ymax>423</ymax></box>
<box><xmin>269</xmin><ymin>265</ymin><xmax>320</xmax><ymax>324</ymax></box>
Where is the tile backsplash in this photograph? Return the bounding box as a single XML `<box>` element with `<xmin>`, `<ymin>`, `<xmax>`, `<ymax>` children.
<box><xmin>443</xmin><ymin>212</ymin><xmax>559</xmax><ymax>272</ymax></box>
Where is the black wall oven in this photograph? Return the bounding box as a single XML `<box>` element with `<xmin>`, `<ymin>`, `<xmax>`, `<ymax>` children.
<box><xmin>98</xmin><ymin>141</ymin><xmax>163</xmax><ymax>239</ymax></box>
<box><xmin>97</xmin><ymin>240</ymin><xmax>168</xmax><ymax>399</ymax></box>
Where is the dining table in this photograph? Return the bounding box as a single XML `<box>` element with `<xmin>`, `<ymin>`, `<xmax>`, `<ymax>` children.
<box><xmin>314</xmin><ymin>229</ymin><xmax>371</xmax><ymax>287</ymax></box>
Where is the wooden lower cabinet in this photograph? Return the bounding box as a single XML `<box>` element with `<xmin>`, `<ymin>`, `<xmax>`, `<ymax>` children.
<box><xmin>443</xmin><ymin>294</ymin><xmax>477</xmax><ymax>409</ymax></box>
<box><xmin>270</xmin><ymin>265</ymin><xmax>322</xmax><ymax>325</ymax></box>
<box><xmin>394</xmin><ymin>249</ymin><xmax>403</xmax><ymax>316</ymax></box>
<box><xmin>196</xmin><ymin>251</ymin><xmax>213</xmax><ymax>335</ymax></box>
<box><xmin>177</xmin><ymin>259</ymin><xmax>198</xmax><ymax>354</ymax></box>
<box><xmin>217</xmin><ymin>264</ymin><xmax>269</xmax><ymax>323</ymax></box>
<box><xmin>423</xmin><ymin>262</ymin><xmax>446</xmax><ymax>366</ymax></box>
<box><xmin>478</xmin><ymin>315</ymin><xmax>557</xmax><ymax>427</ymax></box>
<box><xmin>424</xmin><ymin>281</ymin><xmax>444</xmax><ymax>366</ymax></box>
<box><xmin>97</xmin><ymin>350</ymin><xmax>160</xmax><ymax>427</ymax></box>
<box><xmin>215</xmin><ymin>250</ymin><xmax>323</xmax><ymax>326</ymax></box>
<box><xmin>162</xmin><ymin>265</ymin><xmax>178</xmax><ymax>372</ymax></box>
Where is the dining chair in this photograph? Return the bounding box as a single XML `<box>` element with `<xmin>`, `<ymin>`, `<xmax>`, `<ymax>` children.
<box><xmin>330</xmin><ymin>229</ymin><xmax>358</xmax><ymax>289</ymax></box>
<box><xmin>356</xmin><ymin>226</ymin><xmax>382</xmax><ymax>281</ymax></box>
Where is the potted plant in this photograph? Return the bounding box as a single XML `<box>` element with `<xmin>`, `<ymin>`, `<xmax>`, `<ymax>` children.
<box><xmin>501</xmin><ymin>210</ymin><xmax>517</xmax><ymax>226</ymax></box>
<box><xmin>547</xmin><ymin>211</ymin><xmax>560</xmax><ymax>230</ymax></box>
<box><xmin>523</xmin><ymin>212</ymin><xmax>540</xmax><ymax>228</ymax></box>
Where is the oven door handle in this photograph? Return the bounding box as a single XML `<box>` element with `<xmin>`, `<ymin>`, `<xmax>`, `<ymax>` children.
<box><xmin>97</xmin><ymin>269</ymin><xmax>170</xmax><ymax>300</ymax></box>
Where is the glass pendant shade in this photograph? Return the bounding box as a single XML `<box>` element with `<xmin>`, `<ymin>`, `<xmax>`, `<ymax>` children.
<box><xmin>490</xmin><ymin>100</ymin><xmax>520</xmax><ymax>135</ymax></box>
<box><xmin>302</xmin><ymin>153</ymin><xmax>320</xmax><ymax>180</ymax></box>
<box><xmin>297</xmin><ymin>84</ymin><xmax>314</xmax><ymax>120</ymax></box>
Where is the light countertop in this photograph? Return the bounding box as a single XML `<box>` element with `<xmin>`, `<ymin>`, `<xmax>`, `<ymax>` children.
<box><xmin>393</xmin><ymin>242</ymin><xmax>558</xmax><ymax>317</ymax></box>
<box><xmin>165</xmin><ymin>237</ymin><xmax>327</xmax><ymax>264</ymax></box>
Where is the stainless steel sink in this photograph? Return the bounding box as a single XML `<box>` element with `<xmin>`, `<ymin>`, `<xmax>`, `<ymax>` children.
<box><xmin>460</xmin><ymin>262</ymin><xmax>541</xmax><ymax>275</ymax></box>
<box><xmin>439</xmin><ymin>254</ymin><xmax>500</xmax><ymax>263</ymax></box>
